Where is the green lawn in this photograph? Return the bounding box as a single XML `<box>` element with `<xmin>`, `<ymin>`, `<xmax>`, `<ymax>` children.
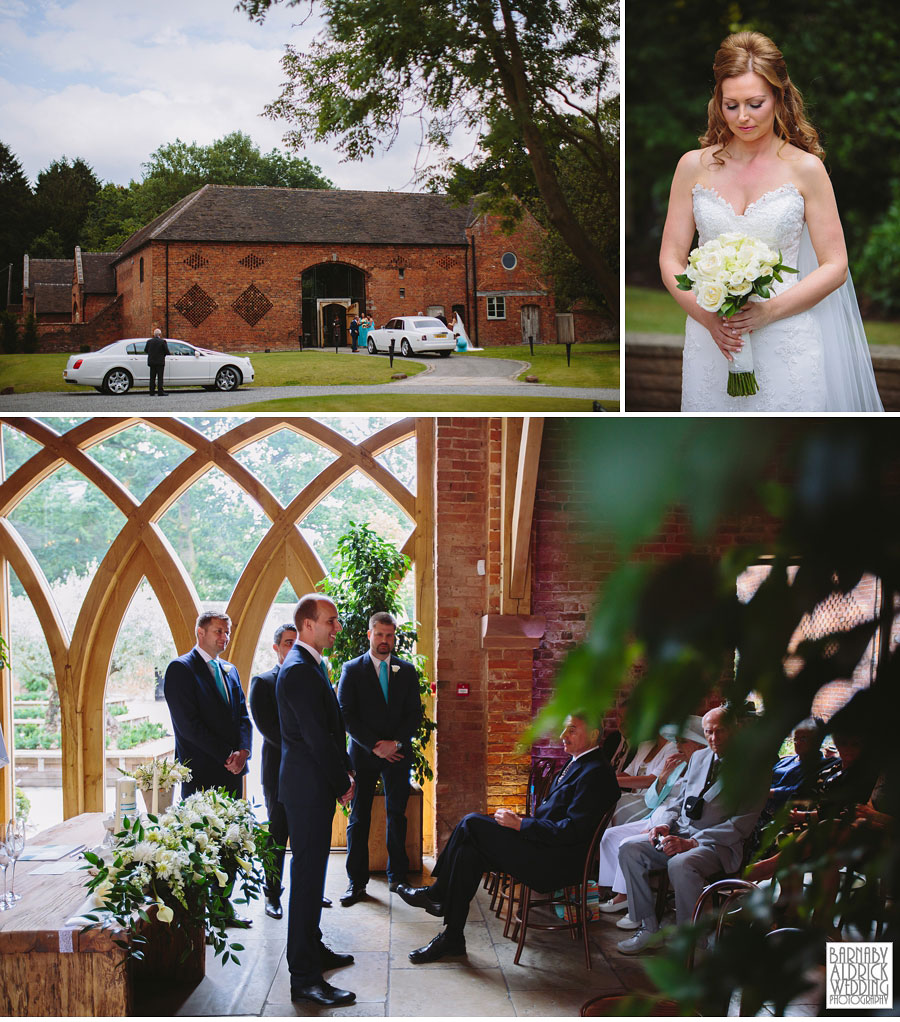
<box><xmin>466</xmin><ymin>342</ymin><xmax>619</xmax><ymax>388</ymax></box>
<box><xmin>225</xmin><ymin>394</ymin><xmax>616</xmax><ymax>412</ymax></box>
<box><xmin>626</xmin><ymin>285</ymin><xmax>900</xmax><ymax>345</ymax></box>
<box><xmin>0</xmin><ymin>350</ymin><xmax>427</xmax><ymax>394</ymax></box>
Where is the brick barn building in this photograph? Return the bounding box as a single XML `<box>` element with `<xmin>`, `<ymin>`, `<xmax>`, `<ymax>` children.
<box><xmin>24</xmin><ymin>186</ymin><xmax>577</xmax><ymax>352</ymax></box>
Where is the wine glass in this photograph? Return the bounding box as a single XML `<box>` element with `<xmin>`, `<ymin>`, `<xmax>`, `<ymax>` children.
<box><xmin>6</xmin><ymin>819</ymin><xmax>25</xmax><ymax>904</ymax></box>
<box><xmin>0</xmin><ymin>828</ymin><xmax>10</xmax><ymax>910</ymax></box>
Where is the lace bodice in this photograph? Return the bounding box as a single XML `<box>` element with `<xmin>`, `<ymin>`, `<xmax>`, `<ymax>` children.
<box><xmin>692</xmin><ymin>183</ymin><xmax>805</xmax><ymax>287</ymax></box>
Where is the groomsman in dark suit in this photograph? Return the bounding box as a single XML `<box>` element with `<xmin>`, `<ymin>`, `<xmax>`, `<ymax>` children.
<box><xmin>164</xmin><ymin>611</ymin><xmax>254</xmax><ymax>927</ymax></box>
<box><xmin>163</xmin><ymin>611</ymin><xmax>252</xmax><ymax>799</ymax></box>
<box><xmin>337</xmin><ymin>611</ymin><xmax>423</xmax><ymax>905</ymax></box>
<box><xmin>277</xmin><ymin>595</ymin><xmax>356</xmax><ymax>1008</ymax></box>
<box><xmin>396</xmin><ymin>714</ymin><xmax>619</xmax><ymax>962</ymax></box>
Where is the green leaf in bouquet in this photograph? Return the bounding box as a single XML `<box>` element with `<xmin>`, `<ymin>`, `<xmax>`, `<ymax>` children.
<box><xmin>675</xmin><ymin>273</ymin><xmax>693</xmax><ymax>290</ymax></box>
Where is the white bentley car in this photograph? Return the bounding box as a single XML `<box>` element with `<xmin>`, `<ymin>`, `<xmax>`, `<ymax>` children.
<box><xmin>366</xmin><ymin>317</ymin><xmax>454</xmax><ymax>357</ymax></box>
<box><xmin>63</xmin><ymin>338</ymin><xmax>255</xmax><ymax>394</ymax></box>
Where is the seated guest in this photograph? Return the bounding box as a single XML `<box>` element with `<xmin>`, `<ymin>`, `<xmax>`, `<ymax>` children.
<box><xmin>747</xmin><ymin>713</ymin><xmax>880</xmax><ymax>883</ymax></box>
<box><xmin>612</xmin><ymin>727</ymin><xmax>680</xmax><ymax>825</ymax></box>
<box><xmin>395</xmin><ymin>713</ymin><xmax>620</xmax><ymax>962</ymax></box>
<box><xmin>597</xmin><ymin>716</ymin><xmax>707</xmax><ymax>922</ymax></box>
<box><xmin>616</xmin><ymin>705</ymin><xmax>767</xmax><ymax>955</ymax></box>
<box><xmin>768</xmin><ymin>717</ymin><xmax>833</xmax><ymax>811</ymax></box>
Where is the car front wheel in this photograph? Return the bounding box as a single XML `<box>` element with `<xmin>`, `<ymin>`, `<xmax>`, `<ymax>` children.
<box><xmin>367</xmin><ymin>337</ymin><xmax>378</xmax><ymax>354</ymax></box>
<box><xmin>215</xmin><ymin>366</ymin><xmax>241</xmax><ymax>391</ymax></box>
<box><xmin>400</xmin><ymin>339</ymin><xmax>413</xmax><ymax>358</ymax></box>
<box><xmin>102</xmin><ymin>368</ymin><xmax>133</xmax><ymax>395</ymax></box>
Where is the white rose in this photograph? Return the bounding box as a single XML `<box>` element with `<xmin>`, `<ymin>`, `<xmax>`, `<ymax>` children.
<box><xmin>696</xmin><ymin>280</ymin><xmax>727</xmax><ymax>313</ymax></box>
<box><xmin>695</xmin><ymin>249</ymin><xmax>725</xmax><ymax>277</ymax></box>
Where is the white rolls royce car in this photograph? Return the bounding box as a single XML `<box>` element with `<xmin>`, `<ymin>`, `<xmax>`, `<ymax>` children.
<box><xmin>366</xmin><ymin>317</ymin><xmax>454</xmax><ymax>357</ymax></box>
<box><xmin>63</xmin><ymin>338</ymin><xmax>255</xmax><ymax>394</ymax></box>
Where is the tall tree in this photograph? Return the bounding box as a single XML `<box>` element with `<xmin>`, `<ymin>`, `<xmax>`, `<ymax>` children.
<box><xmin>30</xmin><ymin>157</ymin><xmax>101</xmax><ymax>258</ymax></box>
<box><xmin>238</xmin><ymin>0</ymin><xmax>619</xmax><ymax>315</ymax></box>
<box><xmin>0</xmin><ymin>142</ymin><xmax>34</xmax><ymax>310</ymax></box>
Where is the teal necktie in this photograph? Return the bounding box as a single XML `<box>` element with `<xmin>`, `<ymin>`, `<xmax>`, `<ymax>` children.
<box><xmin>211</xmin><ymin>658</ymin><xmax>230</xmax><ymax>704</ymax></box>
<box><xmin>379</xmin><ymin>659</ymin><xmax>389</xmax><ymax>702</ymax></box>
<box><xmin>318</xmin><ymin>659</ymin><xmax>331</xmax><ymax>685</ymax></box>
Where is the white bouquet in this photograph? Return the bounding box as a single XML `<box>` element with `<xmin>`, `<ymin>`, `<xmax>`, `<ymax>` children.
<box><xmin>122</xmin><ymin>757</ymin><xmax>192</xmax><ymax>794</ymax></box>
<box><xmin>676</xmin><ymin>232</ymin><xmax>797</xmax><ymax>397</ymax></box>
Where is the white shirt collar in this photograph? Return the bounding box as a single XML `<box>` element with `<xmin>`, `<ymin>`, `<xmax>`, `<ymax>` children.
<box><xmin>571</xmin><ymin>746</ymin><xmax>596</xmax><ymax>764</ymax></box>
<box><xmin>296</xmin><ymin>639</ymin><xmax>323</xmax><ymax>665</ymax></box>
<box><xmin>194</xmin><ymin>645</ymin><xmax>218</xmax><ymax>666</ymax></box>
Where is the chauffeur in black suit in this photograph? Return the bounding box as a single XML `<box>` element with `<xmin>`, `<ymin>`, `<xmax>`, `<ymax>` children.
<box><xmin>276</xmin><ymin>595</ymin><xmax>357</xmax><ymax>1008</ymax></box>
<box><xmin>396</xmin><ymin>714</ymin><xmax>620</xmax><ymax>962</ymax></box>
<box><xmin>337</xmin><ymin>611</ymin><xmax>423</xmax><ymax>905</ymax></box>
<box><xmin>163</xmin><ymin>611</ymin><xmax>252</xmax><ymax>799</ymax></box>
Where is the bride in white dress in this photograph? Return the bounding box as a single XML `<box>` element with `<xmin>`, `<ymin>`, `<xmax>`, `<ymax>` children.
<box><xmin>659</xmin><ymin>31</ymin><xmax>882</xmax><ymax>412</ymax></box>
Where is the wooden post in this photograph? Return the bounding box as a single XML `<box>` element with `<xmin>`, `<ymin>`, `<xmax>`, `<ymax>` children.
<box><xmin>414</xmin><ymin>418</ymin><xmax>437</xmax><ymax>856</ymax></box>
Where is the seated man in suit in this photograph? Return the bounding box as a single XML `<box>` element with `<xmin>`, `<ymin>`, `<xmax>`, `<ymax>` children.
<box><xmin>396</xmin><ymin>713</ymin><xmax>620</xmax><ymax>962</ymax></box>
<box><xmin>337</xmin><ymin>611</ymin><xmax>423</xmax><ymax>905</ymax></box>
<box><xmin>164</xmin><ymin>611</ymin><xmax>252</xmax><ymax>799</ymax></box>
<box><xmin>616</xmin><ymin>704</ymin><xmax>767</xmax><ymax>955</ymax></box>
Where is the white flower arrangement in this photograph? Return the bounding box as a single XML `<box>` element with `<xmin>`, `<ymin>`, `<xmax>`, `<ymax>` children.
<box><xmin>121</xmin><ymin>758</ymin><xmax>192</xmax><ymax>793</ymax></box>
<box><xmin>82</xmin><ymin>788</ymin><xmax>276</xmax><ymax>966</ymax></box>
<box><xmin>676</xmin><ymin>232</ymin><xmax>797</xmax><ymax>397</ymax></box>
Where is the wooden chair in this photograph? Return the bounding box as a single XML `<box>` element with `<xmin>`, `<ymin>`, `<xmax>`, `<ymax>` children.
<box><xmin>510</xmin><ymin>803</ymin><xmax>616</xmax><ymax>970</ymax></box>
<box><xmin>488</xmin><ymin>757</ymin><xmax>562</xmax><ymax>921</ymax></box>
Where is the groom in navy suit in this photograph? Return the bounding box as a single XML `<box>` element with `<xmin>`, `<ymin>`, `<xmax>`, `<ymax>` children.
<box><xmin>337</xmin><ymin>611</ymin><xmax>423</xmax><ymax>905</ymax></box>
<box><xmin>163</xmin><ymin>611</ymin><xmax>252</xmax><ymax>799</ymax></box>
<box><xmin>396</xmin><ymin>714</ymin><xmax>619</xmax><ymax>962</ymax></box>
<box><xmin>277</xmin><ymin>594</ymin><xmax>357</xmax><ymax>1008</ymax></box>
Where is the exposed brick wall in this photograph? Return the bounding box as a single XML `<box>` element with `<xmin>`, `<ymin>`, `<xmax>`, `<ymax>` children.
<box><xmin>117</xmin><ymin>241</ymin><xmax>470</xmax><ymax>351</ymax></box>
<box><xmin>434</xmin><ymin>417</ymin><xmax>490</xmax><ymax>847</ymax></box>
<box><xmin>33</xmin><ymin>296</ymin><xmax>124</xmax><ymax>353</ymax></box>
<box><xmin>531</xmin><ymin>419</ymin><xmax>616</xmax><ymax>762</ymax></box>
<box><xmin>467</xmin><ymin>212</ymin><xmax>557</xmax><ymax>347</ymax></box>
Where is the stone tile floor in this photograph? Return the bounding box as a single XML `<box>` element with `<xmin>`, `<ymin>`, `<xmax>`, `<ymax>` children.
<box><xmin>133</xmin><ymin>852</ymin><xmax>821</xmax><ymax>1017</ymax></box>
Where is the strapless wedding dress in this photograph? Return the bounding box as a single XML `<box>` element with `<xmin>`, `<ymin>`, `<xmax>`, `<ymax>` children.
<box><xmin>681</xmin><ymin>182</ymin><xmax>882</xmax><ymax>412</ymax></box>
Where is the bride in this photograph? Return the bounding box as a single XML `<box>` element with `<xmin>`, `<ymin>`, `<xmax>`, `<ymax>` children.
<box><xmin>660</xmin><ymin>31</ymin><xmax>883</xmax><ymax>412</ymax></box>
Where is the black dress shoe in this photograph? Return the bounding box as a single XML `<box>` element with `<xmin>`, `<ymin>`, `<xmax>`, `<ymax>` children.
<box><xmin>394</xmin><ymin>882</ymin><xmax>443</xmax><ymax>917</ymax></box>
<box><xmin>320</xmin><ymin>943</ymin><xmax>354</xmax><ymax>970</ymax></box>
<box><xmin>388</xmin><ymin>877</ymin><xmax>408</xmax><ymax>893</ymax></box>
<box><xmin>290</xmin><ymin>980</ymin><xmax>355</xmax><ymax>1006</ymax></box>
<box><xmin>409</xmin><ymin>930</ymin><xmax>466</xmax><ymax>963</ymax></box>
<box><xmin>339</xmin><ymin>883</ymin><xmax>367</xmax><ymax>906</ymax></box>
<box><xmin>224</xmin><ymin>911</ymin><xmax>253</xmax><ymax>928</ymax></box>
<box><xmin>265</xmin><ymin>896</ymin><xmax>283</xmax><ymax>919</ymax></box>
<box><xmin>322</xmin><ymin>895</ymin><xmax>333</xmax><ymax>907</ymax></box>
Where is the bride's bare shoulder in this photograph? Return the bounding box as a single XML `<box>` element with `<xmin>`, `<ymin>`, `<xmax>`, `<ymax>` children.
<box><xmin>673</xmin><ymin>148</ymin><xmax>710</xmax><ymax>182</ymax></box>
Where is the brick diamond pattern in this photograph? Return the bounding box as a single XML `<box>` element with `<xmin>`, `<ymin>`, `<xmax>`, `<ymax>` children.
<box><xmin>183</xmin><ymin>251</ymin><xmax>209</xmax><ymax>270</ymax></box>
<box><xmin>232</xmin><ymin>283</ymin><xmax>273</xmax><ymax>326</ymax></box>
<box><xmin>239</xmin><ymin>253</ymin><xmax>265</xmax><ymax>269</ymax></box>
<box><xmin>437</xmin><ymin>255</ymin><xmax>460</xmax><ymax>270</ymax></box>
<box><xmin>174</xmin><ymin>284</ymin><xmax>218</xmax><ymax>327</ymax></box>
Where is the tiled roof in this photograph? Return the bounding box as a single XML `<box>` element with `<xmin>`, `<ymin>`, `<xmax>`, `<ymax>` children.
<box><xmin>115</xmin><ymin>185</ymin><xmax>473</xmax><ymax>260</ymax></box>
<box><xmin>81</xmin><ymin>252</ymin><xmax>117</xmax><ymax>293</ymax></box>
<box><xmin>33</xmin><ymin>283</ymin><xmax>72</xmax><ymax>315</ymax></box>
<box><xmin>26</xmin><ymin>258</ymin><xmax>70</xmax><ymax>290</ymax></box>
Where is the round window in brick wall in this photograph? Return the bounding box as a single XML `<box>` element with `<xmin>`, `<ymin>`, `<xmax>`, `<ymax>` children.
<box><xmin>501</xmin><ymin>251</ymin><xmax>517</xmax><ymax>270</ymax></box>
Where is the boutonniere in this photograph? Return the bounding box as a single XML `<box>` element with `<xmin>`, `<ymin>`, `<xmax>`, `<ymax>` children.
<box><xmin>391</xmin><ymin>664</ymin><xmax>400</xmax><ymax>673</ymax></box>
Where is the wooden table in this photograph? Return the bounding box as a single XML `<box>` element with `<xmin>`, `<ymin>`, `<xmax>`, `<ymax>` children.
<box><xmin>0</xmin><ymin>813</ymin><xmax>132</xmax><ymax>1016</ymax></box>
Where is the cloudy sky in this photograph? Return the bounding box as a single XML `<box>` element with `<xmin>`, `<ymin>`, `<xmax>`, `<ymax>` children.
<box><xmin>0</xmin><ymin>0</ymin><xmax>445</xmax><ymax>191</ymax></box>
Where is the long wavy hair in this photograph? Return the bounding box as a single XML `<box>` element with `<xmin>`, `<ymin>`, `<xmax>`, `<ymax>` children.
<box><xmin>700</xmin><ymin>32</ymin><xmax>824</xmax><ymax>164</ymax></box>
